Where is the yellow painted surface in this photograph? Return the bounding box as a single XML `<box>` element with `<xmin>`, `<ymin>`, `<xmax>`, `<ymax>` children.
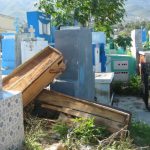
<box><xmin>0</xmin><ymin>14</ymin><xmax>15</xmax><ymax>32</ymax></box>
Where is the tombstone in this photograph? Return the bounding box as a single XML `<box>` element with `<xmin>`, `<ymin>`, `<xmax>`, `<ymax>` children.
<box><xmin>131</xmin><ymin>29</ymin><xmax>143</xmax><ymax>72</ymax></box>
<box><xmin>51</xmin><ymin>28</ymin><xmax>95</xmax><ymax>101</ymax></box>
<box><xmin>0</xmin><ymin>35</ymin><xmax>24</xmax><ymax>150</ymax></box>
<box><xmin>131</xmin><ymin>29</ymin><xmax>143</xmax><ymax>58</ymax></box>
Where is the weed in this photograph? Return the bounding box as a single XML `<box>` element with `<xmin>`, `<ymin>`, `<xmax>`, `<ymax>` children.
<box><xmin>24</xmin><ymin>115</ymin><xmax>150</xmax><ymax>150</ymax></box>
<box><xmin>52</xmin><ymin>122</ymin><xmax>69</xmax><ymax>140</ymax></box>
<box><xmin>51</xmin><ymin>117</ymin><xmax>110</xmax><ymax>149</ymax></box>
<box><xmin>70</xmin><ymin>118</ymin><xmax>109</xmax><ymax>144</ymax></box>
<box><xmin>130</xmin><ymin>121</ymin><xmax>150</xmax><ymax>146</ymax></box>
<box><xmin>24</xmin><ymin>115</ymin><xmax>49</xmax><ymax>150</ymax></box>
<box><xmin>99</xmin><ymin>137</ymin><xmax>135</xmax><ymax>150</ymax></box>
<box><xmin>112</xmin><ymin>75</ymin><xmax>141</xmax><ymax>96</ymax></box>
<box><xmin>128</xmin><ymin>75</ymin><xmax>141</xmax><ymax>95</ymax></box>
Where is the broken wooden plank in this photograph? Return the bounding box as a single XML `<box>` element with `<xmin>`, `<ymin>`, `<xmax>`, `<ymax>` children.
<box><xmin>41</xmin><ymin>104</ymin><xmax>126</xmax><ymax>132</ymax></box>
<box><xmin>37</xmin><ymin>89</ymin><xmax>131</xmax><ymax>133</ymax></box>
<box><xmin>38</xmin><ymin>90</ymin><xmax>131</xmax><ymax>124</ymax></box>
<box><xmin>3</xmin><ymin>46</ymin><xmax>65</xmax><ymax>107</ymax></box>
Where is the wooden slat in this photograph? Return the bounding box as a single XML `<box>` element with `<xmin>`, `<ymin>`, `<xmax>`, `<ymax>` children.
<box><xmin>3</xmin><ymin>46</ymin><xmax>62</xmax><ymax>83</ymax></box>
<box><xmin>22</xmin><ymin>60</ymin><xmax>65</xmax><ymax>106</ymax></box>
<box><xmin>37</xmin><ymin>90</ymin><xmax>131</xmax><ymax>124</ymax></box>
<box><xmin>5</xmin><ymin>54</ymin><xmax>60</xmax><ymax>90</ymax></box>
<box><xmin>3</xmin><ymin>46</ymin><xmax>65</xmax><ymax>107</ymax></box>
<box><xmin>3</xmin><ymin>47</ymin><xmax>62</xmax><ymax>90</ymax></box>
<box><xmin>3</xmin><ymin>47</ymin><xmax>52</xmax><ymax>84</ymax></box>
<box><xmin>41</xmin><ymin>104</ymin><xmax>125</xmax><ymax>133</ymax></box>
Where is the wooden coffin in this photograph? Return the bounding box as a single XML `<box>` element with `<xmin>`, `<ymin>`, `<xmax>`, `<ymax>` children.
<box><xmin>3</xmin><ymin>46</ymin><xmax>65</xmax><ymax>107</ymax></box>
<box><xmin>37</xmin><ymin>89</ymin><xmax>131</xmax><ymax>133</ymax></box>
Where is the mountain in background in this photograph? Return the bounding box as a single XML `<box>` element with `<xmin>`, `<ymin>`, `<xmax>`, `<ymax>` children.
<box><xmin>125</xmin><ymin>0</ymin><xmax>150</xmax><ymax>22</ymax></box>
<box><xmin>0</xmin><ymin>0</ymin><xmax>38</xmax><ymax>21</ymax></box>
<box><xmin>0</xmin><ymin>0</ymin><xmax>150</xmax><ymax>22</ymax></box>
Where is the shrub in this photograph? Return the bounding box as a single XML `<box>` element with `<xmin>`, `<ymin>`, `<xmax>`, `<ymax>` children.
<box><xmin>52</xmin><ymin>122</ymin><xmax>69</xmax><ymax>140</ymax></box>
<box><xmin>51</xmin><ymin>117</ymin><xmax>110</xmax><ymax>149</ymax></box>
<box><xmin>70</xmin><ymin>118</ymin><xmax>109</xmax><ymax>144</ymax></box>
<box><xmin>130</xmin><ymin>121</ymin><xmax>150</xmax><ymax>146</ymax></box>
<box><xmin>112</xmin><ymin>75</ymin><xmax>141</xmax><ymax>96</ymax></box>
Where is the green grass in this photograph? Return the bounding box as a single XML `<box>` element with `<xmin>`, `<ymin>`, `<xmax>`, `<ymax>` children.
<box><xmin>52</xmin><ymin>117</ymin><xmax>110</xmax><ymax>146</ymax></box>
<box><xmin>24</xmin><ymin>115</ymin><xmax>50</xmax><ymax>150</ymax></box>
<box><xmin>98</xmin><ymin>120</ymin><xmax>150</xmax><ymax>150</ymax></box>
<box><xmin>52</xmin><ymin>122</ymin><xmax>69</xmax><ymax>140</ymax></box>
<box><xmin>130</xmin><ymin>121</ymin><xmax>150</xmax><ymax>147</ymax></box>
<box><xmin>23</xmin><ymin>114</ymin><xmax>150</xmax><ymax>150</ymax></box>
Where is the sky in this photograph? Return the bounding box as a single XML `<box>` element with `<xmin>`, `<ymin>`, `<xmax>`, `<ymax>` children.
<box><xmin>0</xmin><ymin>0</ymin><xmax>38</xmax><ymax>21</ymax></box>
<box><xmin>125</xmin><ymin>0</ymin><xmax>150</xmax><ymax>21</ymax></box>
<box><xmin>0</xmin><ymin>0</ymin><xmax>150</xmax><ymax>22</ymax></box>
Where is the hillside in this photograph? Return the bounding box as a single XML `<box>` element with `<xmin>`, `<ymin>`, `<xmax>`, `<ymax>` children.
<box><xmin>0</xmin><ymin>0</ymin><xmax>149</xmax><ymax>22</ymax></box>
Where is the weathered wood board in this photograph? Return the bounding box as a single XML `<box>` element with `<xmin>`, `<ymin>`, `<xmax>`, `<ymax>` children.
<box><xmin>37</xmin><ymin>89</ymin><xmax>131</xmax><ymax>133</ymax></box>
<box><xmin>3</xmin><ymin>46</ymin><xmax>65</xmax><ymax>107</ymax></box>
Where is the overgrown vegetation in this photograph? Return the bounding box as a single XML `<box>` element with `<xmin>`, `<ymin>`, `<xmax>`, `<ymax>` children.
<box><xmin>112</xmin><ymin>75</ymin><xmax>141</xmax><ymax>96</ymax></box>
<box><xmin>24</xmin><ymin>115</ymin><xmax>50</xmax><ymax>150</ymax></box>
<box><xmin>24</xmin><ymin>118</ymin><xmax>43</xmax><ymax>149</ymax></box>
<box><xmin>130</xmin><ymin>121</ymin><xmax>150</xmax><ymax>147</ymax></box>
<box><xmin>52</xmin><ymin>117</ymin><xmax>110</xmax><ymax>149</ymax></box>
<box><xmin>99</xmin><ymin>138</ymin><xmax>135</xmax><ymax>150</ymax></box>
<box><xmin>52</xmin><ymin>122</ymin><xmax>69</xmax><ymax>140</ymax></box>
<box><xmin>24</xmin><ymin>114</ymin><xmax>150</xmax><ymax>150</ymax></box>
<box><xmin>51</xmin><ymin>117</ymin><xmax>138</xmax><ymax>150</ymax></box>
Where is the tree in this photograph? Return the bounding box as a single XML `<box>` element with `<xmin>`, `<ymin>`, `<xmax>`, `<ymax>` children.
<box><xmin>114</xmin><ymin>35</ymin><xmax>132</xmax><ymax>50</ymax></box>
<box><xmin>36</xmin><ymin>0</ymin><xmax>126</xmax><ymax>36</ymax></box>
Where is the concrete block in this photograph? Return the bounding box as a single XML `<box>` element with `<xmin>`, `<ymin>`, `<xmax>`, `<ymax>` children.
<box><xmin>0</xmin><ymin>90</ymin><xmax>24</xmax><ymax>150</ymax></box>
<box><xmin>54</xmin><ymin>29</ymin><xmax>95</xmax><ymax>101</ymax></box>
<box><xmin>95</xmin><ymin>73</ymin><xmax>114</xmax><ymax>105</ymax></box>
